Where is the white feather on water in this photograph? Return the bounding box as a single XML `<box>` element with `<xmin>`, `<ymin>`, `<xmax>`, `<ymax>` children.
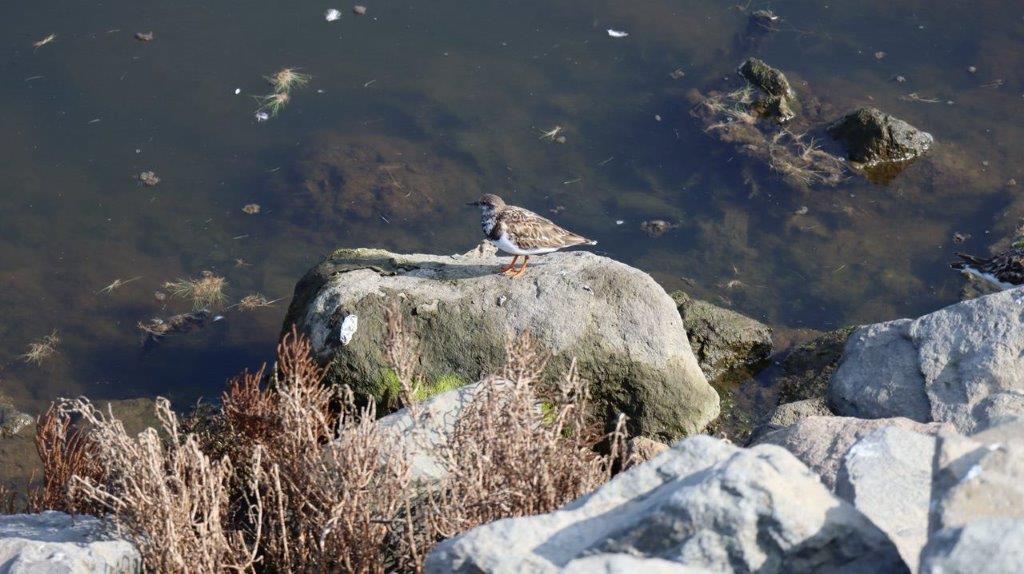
<box><xmin>606</xmin><ymin>29</ymin><xmax>629</xmax><ymax>38</ymax></box>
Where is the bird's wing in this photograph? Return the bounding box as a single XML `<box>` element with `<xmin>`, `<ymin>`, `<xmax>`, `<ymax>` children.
<box><xmin>500</xmin><ymin>206</ymin><xmax>593</xmax><ymax>249</ymax></box>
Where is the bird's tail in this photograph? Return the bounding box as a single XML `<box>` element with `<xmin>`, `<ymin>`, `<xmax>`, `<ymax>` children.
<box><xmin>950</xmin><ymin>252</ymin><xmax>986</xmax><ymax>270</ymax></box>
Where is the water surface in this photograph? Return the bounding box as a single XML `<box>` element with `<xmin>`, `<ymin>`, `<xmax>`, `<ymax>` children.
<box><xmin>1</xmin><ymin>0</ymin><xmax>1021</xmax><ymax>414</ymax></box>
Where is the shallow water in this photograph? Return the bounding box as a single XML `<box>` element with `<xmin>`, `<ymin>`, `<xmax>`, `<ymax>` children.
<box><xmin>0</xmin><ymin>0</ymin><xmax>1021</xmax><ymax>415</ymax></box>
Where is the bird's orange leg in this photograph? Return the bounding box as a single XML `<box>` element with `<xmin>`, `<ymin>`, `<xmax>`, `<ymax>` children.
<box><xmin>508</xmin><ymin>256</ymin><xmax>530</xmax><ymax>278</ymax></box>
<box><xmin>499</xmin><ymin>255</ymin><xmax>520</xmax><ymax>275</ymax></box>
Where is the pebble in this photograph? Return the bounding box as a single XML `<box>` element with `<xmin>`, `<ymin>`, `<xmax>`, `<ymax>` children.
<box><xmin>242</xmin><ymin>203</ymin><xmax>261</xmax><ymax>215</ymax></box>
<box><xmin>874</xmin><ymin>51</ymin><xmax>886</xmax><ymax>60</ymax></box>
<box><xmin>968</xmin><ymin>66</ymin><xmax>977</xmax><ymax>74</ymax></box>
<box><xmin>352</xmin><ymin>5</ymin><xmax>367</xmax><ymax>15</ymax></box>
<box><xmin>654</xmin><ymin>114</ymin><xmax>662</xmax><ymax>122</ymax></box>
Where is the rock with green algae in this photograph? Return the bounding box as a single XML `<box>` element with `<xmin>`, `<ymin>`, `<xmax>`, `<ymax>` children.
<box><xmin>671</xmin><ymin>290</ymin><xmax>772</xmax><ymax>383</ymax></box>
<box><xmin>774</xmin><ymin>327</ymin><xmax>855</xmax><ymax>404</ymax></box>
<box><xmin>282</xmin><ymin>244</ymin><xmax>719</xmax><ymax>441</ymax></box>
<box><xmin>827</xmin><ymin>107</ymin><xmax>933</xmax><ymax>165</ymax></box>
<box><xmin>737</xmin><ymin>57</ymin><xmax>797</xmax><ymax>122</ymax></box>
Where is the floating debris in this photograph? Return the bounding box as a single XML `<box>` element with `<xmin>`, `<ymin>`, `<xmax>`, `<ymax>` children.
<box><xmin>891</xmin><ymin>75</ymin><xmax>907</xmax><ymax>83</ymax></box>
<box><xmin>255</xmin><ymin>110</ymin><xmax>270</xmax><ymax>122</ymax></box>
<box><xmin>154</xmin><ymin>290</ymin><xmax>168</xmax><ymax>301</ymax></box>
<box><xmin>338</xmin><ymin>314</ymin><xmax>359</xmax><ymax>345</ymax></box>
<box><xmin>98</xmin><ymin>276</ymin><xmax>143</xmax><ymax>294</ymax></box>
<box><xmin>266</xmin><ymin>68</ymin><xmax>311</xmax><ymax>93</ymax></box>
<box><xmin>139</xmin><ymin>171</ymin><xmax>160</xmax><ymax>186</ymax></box>
<box><xmin>256</xmin><ymin>92</ymin><xmax>290</xmax><ymax>117</ymax></box>
<box><xmin>234</xmin><ymin>258</ymin><xmax>251</xmax><ymax>267</ymax></box>
<box><xmin>640</xmin><ymin>220</ymin><xmax>678</xmax><ymax>237</ymax></box>
<box><xmin>325</xmin><ymin>8</ymin><xmax>342</xmax><ymax>21</ymax></box>
<box><xmin>352</xmin><ymin>5</ymin><xmax>367</xmax><ymax>15</ymax></box>
<box><xmin>750</xmin><ymin>9</ymin><xmax>780</xmax><ymax>29</ymax></box>
<box><xmin>242</xmin><ymin>203</ymin><xmax>261</xmax><ymax>215</ymax></box>
<box><xmin>138</xmin><ymin>311</ymin><xmax>222</xmax><ymax>347</ymax></box>
<box><xmin>20</xmin><ymin>331</ymin><xmax>59</xmax><ymax>365</ymax></box>
<box><xmin>873</xmin><ymin>51</ymin><xmax>886</xmax><ymax>60</ymax></box>
<box><xmin>538</xmin><ymin>125</ymin><xmax>563</xmax><ymax>141</ymax></box>
<box><xmin>549</xmin><ymin>205</ymin><xmax>565</xmax><ymax>215</ymax></box>
<box><xmin>163</xmin><ymin>271</ymin><xmax>228</xmax><ymax>310</ymax></box>
<box><xmin>33</xmin><ymin>33</ymin><xmax>57</xmax><ymax>50</ymax></box>
<box><xmin>980</xmin><ymin>78</ymin><xmax>1005</xmax><ymax>89</ymax></box>
<box><xmin>606</xmin><ymin>29</ymin><xmax>629</xmax><ymax>38</ymax></box>
<box><xmin>967</xmin><ymin>66</ymin><xmax>978</xmax><ymax>74</ymax></box>
<box><xmin>234</xmin><ymin>293</ymin><xmax>280</xmax><ymax>311</ymax></box>
<box><xmin>953</xmin><ymin>232</ymin><xmax>971</xmax><ymax>244</ymax></box>
<box><xmin>794</xmin><ymin>206</ymin><xmax>809</xmax><ymax>216</ymax></box>
<box><xmin>555</xmin><ymin>135</ymin><xmax>567</xmax><ymax>144</ymax></box>
<box><xmin>670</xmin><ymin>68</ymin><xmax>686</xmax><ymax>80</ymax></box>
<box><xmin>134</xmin><ymin>31</ymin><xmax>154</xmax><ymax>42</ymax></box>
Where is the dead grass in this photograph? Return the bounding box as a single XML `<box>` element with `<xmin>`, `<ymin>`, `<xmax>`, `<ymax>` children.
<box><xmin>20</xmin><ymin>330</ymin><xmax>60</xmax><ymax>365</ymax></box>
<box><xmin>266</xmin><ymin>68</ymin><xmax>311</xmax><ymax>93</ymax></box>
<box><xmin>30</xmin><ymin>404</ymin><xmax>105</xmax><ymax>515</ymax></box>
<box><xmin>27</xmin><ymin>315</ymin><xmax>626</xmax><ymax>572</ymax></box>
<box><xmin>164</xmin><ymin>271</ymin><xmax>228</xmax><ymax>310</ymax></box>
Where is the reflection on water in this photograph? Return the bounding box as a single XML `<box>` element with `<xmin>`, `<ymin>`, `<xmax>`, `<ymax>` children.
<box><xmin>0</xmin><ymin>0</ymin><xmax>1021</xmax><ymax>415</ymax></box>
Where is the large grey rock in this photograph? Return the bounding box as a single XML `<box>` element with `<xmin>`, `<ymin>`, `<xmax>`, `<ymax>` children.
<box><xmin>920</xmin><ymin>518</ymin><xmax>1024</xmax><ymax>574</ymax></box>
<box><xmin>562</xmin><ymin>555</ymin><xmax>714</xmax><ymax>573</ymax></box>
<box><xmin>0</xmin><ymin>511</ymin><xmax>140</xmax><ymax>573</ymax></box>
<box><xmin>283</xmin><ymin>245</ymin><xmax>718</xmax><ymax>440</ymax></box>
<box><xmin>425</xmin><ymin>435</ymin><xmax>906</xmax><ymax>573</ymax></box>
<box><xmin>827</xmin><ymin>107</ymin><xmax>933</xmax><ymax>165</ymax></box>
<box><xmin>836</xmin><ymin>426</ymin><xmax>937</xmax><ymax>572</ymax></box>
<box><xmin>671</xmin><ymin>291</ymin><xmax>772</xmax><ymax>383</ymax></box>
<box><xmin>370</xmin><ymin>379</ymin><xmax>511</xmax><ymax>482</ymax></box>
<box><xmin>931</xmin><ymin>419</ymin><xmax>1024</xmax><ymax>531</ymax></box>
<box><xmin>749</xmin><ymin>397</ymin><xmax>832</xmax><ymax>442</ymax></box>
<box><xmin>829</xmin><ymin>288</ymin><xmax>1024</xmax><ymax>433</ymax></box>
<box><xmin>756</xmin><ymin>415</ymin><xmax>951</xmax><ymax>490</ymax></box>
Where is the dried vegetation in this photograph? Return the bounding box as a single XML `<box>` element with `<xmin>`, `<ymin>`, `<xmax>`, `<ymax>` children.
<box><xmin>10</xmin><ymin>309</ymin><xmax>625</xmax><ymax>573</ymax></box>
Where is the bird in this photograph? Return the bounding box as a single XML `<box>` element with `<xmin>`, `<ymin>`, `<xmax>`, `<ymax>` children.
<box><xmin>951</xmin><ymin>248</ymin><xmax>1024</xmax><ymax>290</ymax></box>
<box><xmin>467</xmin><ymin>194</ymin><xmax>597</xmax><ymax>278</ymax></box>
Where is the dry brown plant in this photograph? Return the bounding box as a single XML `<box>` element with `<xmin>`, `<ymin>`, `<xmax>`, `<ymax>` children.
<box><xmin>164</xmin><ymin>271</ymin><xmax>228</xmax><ymax>310</ymax></box>
<box><xmin>424</xmin><ymin>332</ymin><xmax>623</xmax><ymax>540</ymax></box>
<box><xmin>29</xmin><ymin>403</ymin><xmax>105</xmax><ymax>515</ymax></box>
<box><xmin>0</xmin><ymin>483</ymin><xmax>17</xmax><ymax>514</ymax></box>
<box><xmin>20</xmin><ymin>331</ymin><xmax>60</xmax><ymax>365</ymax></box>
<box><xmin>68</xmin><ymin>398</ymin><xmax>257</xmax><ymax>573</ymax></box>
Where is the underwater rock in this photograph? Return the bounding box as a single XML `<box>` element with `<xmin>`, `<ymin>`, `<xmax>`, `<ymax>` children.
<box><xmin>671</xmin><ymin>290</ymin><xmax>772</xmax><ymax>383</ymax></box>
<box><xmin>773</xmin><ymin>327</ymin><xmax>854</xmax><ymax>405</ymax></box>
<box><xmin>0</xmin><ymin>402</ymin><xmax>32</xmax><ymax>440</ymax></box>
<box><xmin>284</xmin><ymin>133</ymin><xmax>480</xmax><ymax>231</ymax></box>
<box><xmin>639</xmin><ymin>219</ymin><xmax>677</xmax><ymax>237</ymax></box>
<box><xmin>137</xmin><ymin>310</ymin><xmax>222</xmax><ymax>347</ymax></box>
<box><xmin>283</xmin><ymin>245</ymin><xmax>719</xmax><ymax>441</ymax></box>
<box><xmin>827</xmin><ymin>107</ymin><xmax>933</xmax><ymax>165</ymax></box>
<box><xmin>737</xmin><ymin>57</ymin><xmax>797</xmax><ymax>122</ymax></box>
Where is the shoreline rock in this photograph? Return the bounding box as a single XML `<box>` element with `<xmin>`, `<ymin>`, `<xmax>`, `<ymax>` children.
<box><xmin>671</xmin><ymin>290</ymin><xmax>772</xmax><ymax>384</ymax></box>
<box><xmin>0</xmin><ymin>511</ymin><xmax>140</xmax><ymax>573</ymax></box>
<box><xmin>827</xmin><ymin>107</ymin><xmax>933</xmax><ymax>166</ymax></box>
<box><xmin>283</xmin><ymin>245</ymin><xmax>719</xmax><ymax>441</ymax></box>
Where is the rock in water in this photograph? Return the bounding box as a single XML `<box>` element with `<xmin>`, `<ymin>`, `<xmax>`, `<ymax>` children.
<box><xmin>827</xmin><ymin>107</ymin><xmax>933</xmax><ymax>165</ymax></box>
<box><xmin>829</xmin><ymin>288</ymin><xmax>1024</xmax><ymax>433</ymax></box>
<box><xmin>282</xmin><ymin>246</ymin><xmax>719</xmax><ymax>440</ymax></box>
<box><xmin>737</xmin><ymin>57</ymin><xmax>797</xmax><ymax>122</ymax></box>
<box><xmin>424</xmin><ymin>436</ymin><xmax>906</xmax><ymax>573</ymax></box>
<box><xmin>0</xmin><ymin>511</ymin><xmax>141</xmax><ymax>573</ymax></box>
<box><xmin>671</xmin><ymin>290</ymin><xmax>772</xmax><ymax>383</ymax></box>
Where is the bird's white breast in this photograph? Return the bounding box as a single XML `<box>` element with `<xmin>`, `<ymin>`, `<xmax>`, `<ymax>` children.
<box><xmin>490</xmin><ymin>232</ymin><xmax>557</xmax><ymax>256</ymax></box>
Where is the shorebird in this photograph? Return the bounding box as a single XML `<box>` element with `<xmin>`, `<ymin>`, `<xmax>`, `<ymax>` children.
<box><xmin>467</xmin><ymin>194</ymin><xmax>597</xmax><ymax>278</ymax></box>
<box><xmin>951</xmin><ymin>248</ymin><xmax>1024</xmax><ymax>290</ymax></box>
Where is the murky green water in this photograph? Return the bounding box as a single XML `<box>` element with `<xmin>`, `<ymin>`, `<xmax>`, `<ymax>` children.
<box><xmin>1</xmin><ymin>0</ymin><xmax>1021</xmax><ymax>416</ymax></box>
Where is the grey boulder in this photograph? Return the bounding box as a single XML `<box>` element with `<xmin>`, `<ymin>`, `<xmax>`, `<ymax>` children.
<box><xmin>755</xmin><ymin>415</ymin><xmax>950</xmax><ymax>490</ymax></box>
<box><xmin>920</xmin><ymin>518</ymin><xmax>1024</xmax><ymax>574</ymax></box>
<box><xmin>829</xmin><ymin>288</ymin><xmax>1024</xmax><ymax>433</ymax></box>
<box><xmin>827</xmin><ymin>107</ymin><xmax>933</xmax><ymax>165</ymax></box>
<box><xmin>283</xmin><ymin>245</ymin><xmax>718</xmax><ymax>440</ymax></box>
<box><xmin>425</xmin><ymin>435</ymin><xmax>906</xmax><ymax>573</ymax></box>
<box><xmin>0</xmin><ymin>511</ymin><xmax>140</xmax><ymax>574</ymax></box>
<box><xmin>749</xmin><ymin>397</ymin><xmax>832</xmax><ymax>441</ymax></box>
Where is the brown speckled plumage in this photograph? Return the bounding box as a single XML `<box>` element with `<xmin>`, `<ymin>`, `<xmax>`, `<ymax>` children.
<box><xmin>952</xmin><ymin>248</ymin><xmax>1024</xmax><ymax>288</ymax></box>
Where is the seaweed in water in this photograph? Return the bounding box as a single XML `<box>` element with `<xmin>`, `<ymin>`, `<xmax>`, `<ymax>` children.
<box><xmin>137</xmin><ymin>310</ymin><xmax>223</xmax><ymax>348</ymax></box>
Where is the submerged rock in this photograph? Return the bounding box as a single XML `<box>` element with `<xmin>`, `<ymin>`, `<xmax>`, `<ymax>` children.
<box><xmin>283</xmin><ymin>245</ymin><xmax>719</xmax><ymax>441</ymax></box>
<box><xmin>425</xmin><ymin>435</ymin><xmax>906</xmax><ymax>573</ymax></box>
<box><xmin>829</xmin><ymin>288</ymin><xmax>1024</xmax><ymax>433</ymax></box>
<box><xmin>827</xmin><ymin>107</ymin><xmax>933</xmax><ymax>165</ymax></box>
<box><xmin>0</xmin><ymin>402</ymin><xmax>32</xmax><ymax>439</ymax></box>
<box><xmin>774</xmin><ymin>327</ymin><xmax>853</xmax><ymax>404</ymax></box>
<box><xmin>737</xmin><ymin>57</ymin><xmax>797</xmax><ymax>122</ymax></box>
<box><xmin>671</xmin><ymin>290</ymin><xmax>772</xmax><ymax>383</ymax></box>
<box><xmin>0</xmin><ymin>511</ymin><xmax>140</xmax><ymax>573</ymax></box>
